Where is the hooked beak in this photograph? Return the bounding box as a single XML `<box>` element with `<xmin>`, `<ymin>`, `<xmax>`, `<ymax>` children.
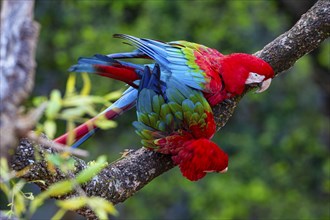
<box><xmin>204</xmin><ymin>167</ymin><xmax>228</xmax><ymax>173</ymax></box>
<box><xmin>256</xmin><ymin>78</ymin><xmax>272</xmax><ymax>93</ymax></box>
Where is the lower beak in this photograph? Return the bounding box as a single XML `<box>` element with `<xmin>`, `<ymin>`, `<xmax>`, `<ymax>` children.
<box><xmin>220</xmin><ymin>167</ymin><xmax>228</xmax><ymax>173</ymax></box>
<box><xmin>204</xmin><ymin>167</ymin><xmax>228</xmax><ymax>173</ymax></box>
<box><xmin>256</xmin><ymin>78</ymin><xmax>272</xmax><ymax>93</ymax></box>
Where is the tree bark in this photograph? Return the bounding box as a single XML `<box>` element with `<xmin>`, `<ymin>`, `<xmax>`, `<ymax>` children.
<box><xmin>3</xmin><ymin>0</ymin><xmax>330</xmax><ymax>219</ymax></box>
<box><xmin>0</xmin><ymin>0</ymin><xmax>39</xmax><ymax>158</ymax></box>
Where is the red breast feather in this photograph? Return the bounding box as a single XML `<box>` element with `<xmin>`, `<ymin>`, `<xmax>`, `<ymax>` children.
<box><xmin>172</xmin><ymin>138</ymin><xmax>228</xmax><ymax>181</ymax></box>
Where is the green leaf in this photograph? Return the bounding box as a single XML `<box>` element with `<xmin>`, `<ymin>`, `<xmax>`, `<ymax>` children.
<box><xmin>103</xmin><ymin>90</ymin><xmax>123</xmax><ymax>101</ymax></box>
<box><xmin>80</xmin><ymin>72</ymin><xmax>91</xmax><ymax>96</ymax></box>
<box><xmin>60</xmin><ymin>107</ymin><xmax>87</xmax><ymax>119</ymax></box>
<box><xmin>63</xmin><ymin>96</ymin><xmax>107</xmax><ymax>107</ymax></box>
<box><xmin>87</xmin><ymin>197</ymin><xmax>118</xmax><ymax>217</ymax></box>
<box><xmin>12</xmin><ymin>180</ymin><xmax>25</xmax><ymax>195</ymax></box>
<box><xmin>94</xmin><ymin>118</ymin><xmax>117</xmax><ymax>129</ymax></box>
<box><xmin>51</xmin><ymin>209</ymin><xmax>67</xmax><ymax>220</ymax></box>
<box><xmin>30</xmin><ymin>172</ymin><xmax>76</xmax><ymax>214</ymax></box>
<box><xmin>76</xmin><ymin>156</ymin><xmax>107</xmax><ymax>184</ymax></box>
<box><xmin>56</xmin><ymin>197</ymin><xmax>87</xmax><ymax>210</ymax></box>
<box><xmin>0</xmin><ymin>158</ymin><xmax>10</xmax><ymax>180</ymax></box>
<box><xmin>32</xmin><ymin>96</ymin><xmax>47</xmax><ymax>107</ymax></box>
<box><xmin>44</xmin><ymin>120</ymin><xmax>56</xmax><ymax>139</ymax></box>
<box><xmin>14</xmin><ymin>191</ymin><xmax>26</xmax><ymax>217</ymax></box>
<box><xmin>46</xmin><ymin>154</ymin><xmax>76</xmax><ymax>173</ymax></box>
<box><xmin>45</xmin><ymin>90</ymin><xmax>62</xmax><ymax>119</ymax></box>
<box><xmin>65</xmin><ymin>74</ymin><xmax>76</xmax><ymax>97</ymax></box>
<box><xmin>83</xmin><ymin>105</ymin><xmax>99</xmax><ymax>117</ymax></box>
<box><xmin>45</xmin><ymin>180</ymin><xmax>75</xmax><ymax>196</ymax></box>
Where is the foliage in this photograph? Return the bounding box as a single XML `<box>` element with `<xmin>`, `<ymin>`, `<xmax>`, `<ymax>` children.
<box><xmin>33</xmin><ymin>72</ymin><xmax>121</xmax><ymax>143</ymax></box>
<box><xmin>1</xmin><ymin>60</ymin><xmax>120</xmax><ymax>218</ymax></box>
<box><xmin>0</xmin><ymin>158</ymin><xmax>34</xmax><ymax>219</ymax></box>
<box><xmin>0</xmin><ymin>155</ymin><xmax>116</xmax><ymax>219</ymax></box>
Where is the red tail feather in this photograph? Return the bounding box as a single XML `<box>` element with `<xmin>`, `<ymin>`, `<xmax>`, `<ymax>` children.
<box><xmin>94</xmin><ymin>65</ymin><xmax>139</xmax><ymax>87</ymax></box>
<box><xmin>54</xmin><ymin>108</ymin><xmax>123</xmax><ymax>145</ymax></box>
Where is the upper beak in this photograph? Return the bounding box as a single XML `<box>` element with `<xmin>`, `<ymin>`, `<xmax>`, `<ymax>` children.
<box><xmin>256</xmin><ymin>78</ymin><xmax>272</xmax><ymax>93</ymax></box>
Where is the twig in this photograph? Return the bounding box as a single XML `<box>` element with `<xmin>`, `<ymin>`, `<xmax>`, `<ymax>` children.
<box><xmin>27</xmin><ymin>132</ymin><xmax>89</xmax><ymax>158</ymax></box>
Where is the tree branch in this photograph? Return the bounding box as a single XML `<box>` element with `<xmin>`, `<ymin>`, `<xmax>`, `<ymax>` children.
<box><xmin>6</xmin><ymin>0</ymin><xmax>330</xmax><ymax>218</ymax></box>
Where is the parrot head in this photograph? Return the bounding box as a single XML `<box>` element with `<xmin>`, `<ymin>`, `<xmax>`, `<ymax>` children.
<box><xmin>172</xmin><ymin>138</ymin><xmax>228</xmax><ymax>181</ymax></box>
<box><xmin>220</xmin><ymin>53</ymin><xmax>275</xmax><ymax>96</ymax></box>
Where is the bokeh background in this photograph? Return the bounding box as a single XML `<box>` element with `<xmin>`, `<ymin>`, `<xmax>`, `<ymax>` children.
<box><xmin>13</xmin><ymin>0</ymin><xmax>330</xmax><ymax>219</ymax></box>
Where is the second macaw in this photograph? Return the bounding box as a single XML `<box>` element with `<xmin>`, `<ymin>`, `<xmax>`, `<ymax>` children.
<box><xmin>54</xmin><ymin>34</ymin><xmax>274</xmax><ymax>148</ymax></box>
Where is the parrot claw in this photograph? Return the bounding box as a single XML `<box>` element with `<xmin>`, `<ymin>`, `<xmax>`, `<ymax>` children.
<box><xmin>223</xmin><ymin>99</ymin><xmax>233</xmax><ymax>104</ymax></box>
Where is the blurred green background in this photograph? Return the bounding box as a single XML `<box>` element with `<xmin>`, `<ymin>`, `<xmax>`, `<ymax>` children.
<box><xmin>28</xmin><ymin>0</ymin><xmax>330</xmax><ymax>219</ymax></box>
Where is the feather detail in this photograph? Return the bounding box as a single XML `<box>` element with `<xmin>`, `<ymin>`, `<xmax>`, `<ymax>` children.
<box><xmin>69</xmin><ymin>55</ymin><xmax>141</xmax><ymax>88</ymax></box>
<box><xmin>172</xmin><ymin>139</ymin><xmax>228</xmax><ymax>181</ymax></box>
<box><xmin>113</xmin><ymin>34</ymin><xmax>225</xmax><ymax>94</ymax></box>
<box><xmin>134</xmin><ymin>65</ymin><xmax>221</xmax><ymax>175</ymax></box>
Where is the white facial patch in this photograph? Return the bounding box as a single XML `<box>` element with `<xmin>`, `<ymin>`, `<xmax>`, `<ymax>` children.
<box><xmin>245</xmin><ymin>72</ymin><xmax>265</xmax><ymax>84</ymax></box>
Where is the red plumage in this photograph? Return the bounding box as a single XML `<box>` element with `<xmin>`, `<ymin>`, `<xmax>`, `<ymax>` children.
<box><xmin>172</xmin><ymin>139</ymin><xmax>228</xmax><ymax>181</ymax></box>
<box><xmin>94</xmin><ymin>64</ymin><xmax>139</xmax><ymax>88</ymax></box>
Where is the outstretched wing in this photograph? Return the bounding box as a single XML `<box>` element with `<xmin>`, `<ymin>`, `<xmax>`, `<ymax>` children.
<box><xmin>113</xmin><ymin>34</ymin><xmax>223</xmax><ymax>94</ymax></box>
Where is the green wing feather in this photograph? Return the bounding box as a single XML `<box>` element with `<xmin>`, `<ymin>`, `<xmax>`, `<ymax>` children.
<box><xmin>134</xmin><ymin>77</ymin><xmax>215</xmax><ymax>150</ymax></box>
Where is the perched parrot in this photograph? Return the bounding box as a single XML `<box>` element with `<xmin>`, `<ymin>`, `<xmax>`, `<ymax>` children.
<box><xmin>133</xmin><ymin>64</ymin><xmax>228</xmax><ymax>181</ymax></box>
<box><xmin>54</xmin><ymin>34</ymin><xmax>274</xmax><ymax>147</ymax></box>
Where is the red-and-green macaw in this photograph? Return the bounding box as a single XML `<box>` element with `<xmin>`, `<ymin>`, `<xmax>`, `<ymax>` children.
<box><xmin>133</xmin><ymin>64</ymin><xmax>228</xmax><ymax>181</ymax></box>
<box><xmin>54</xmin><ymin>34</ymin><xmax>274</xmax><ymax>148</ymax></box>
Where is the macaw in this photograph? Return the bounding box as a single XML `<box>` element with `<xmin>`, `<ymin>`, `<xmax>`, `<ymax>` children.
<box><xmin>133</xmin><ymin>64</ymin><xmax>228</xmax><ymax>181</ymax></box>
<box><xmin>54</xmin><ymin>34</ymin><xmax>274</xmax><ymax>147</ymax></box>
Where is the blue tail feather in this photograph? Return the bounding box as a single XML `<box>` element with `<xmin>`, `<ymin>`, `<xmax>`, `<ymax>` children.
<box><xmin>71</xmin><ymin>127</ymin><xmax>100</xmax><ymax>149</ymax></box>
<box><xmin>70</xmin><ymin>87</ymin><xmax>138</xmax><ymax>149</ymax></box>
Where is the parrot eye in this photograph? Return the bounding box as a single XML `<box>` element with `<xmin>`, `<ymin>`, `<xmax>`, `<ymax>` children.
<box><xmin>245</xmin><ymin>72</ymin><xmax>265</xmax><ymax>84</ymax></box>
